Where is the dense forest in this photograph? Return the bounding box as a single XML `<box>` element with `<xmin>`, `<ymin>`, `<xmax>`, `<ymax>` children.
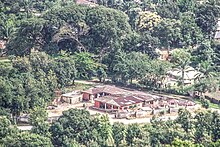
<box><xmin>2</xmin><ymin>108</ymin><xmax>220</xmax><ymax>146</ymax></box>
<box><xmin>0</xmin><ymin>0</ymin><xmax>220</xmax><ymax>146</ymax></box>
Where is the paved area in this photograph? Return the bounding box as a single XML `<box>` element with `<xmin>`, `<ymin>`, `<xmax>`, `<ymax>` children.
<box><xmin>47</xmin><ymin>102</ymin><xmax>180</xmax><ymax>125</ymax></box>
<box><xmin>47</xmin><ymin>80</ymin><xmax>205</xmax><ymax>124</ymax></box>
<box><xmin>17</xmin><ymin>125</ymin><xmax>33</xmax><ymax>131</ymax></box>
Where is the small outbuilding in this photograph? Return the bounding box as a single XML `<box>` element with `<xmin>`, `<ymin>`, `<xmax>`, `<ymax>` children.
<box><xmin>61</xmin><ymin>91</ymin><xmax>82</xmax><ymax>104</ymax></box>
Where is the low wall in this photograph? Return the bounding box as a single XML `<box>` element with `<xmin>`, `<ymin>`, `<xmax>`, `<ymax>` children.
<box><xmin>205</xmin><ymin>96</ymin><xmax>220</xmax><ymax>104</ymax></box>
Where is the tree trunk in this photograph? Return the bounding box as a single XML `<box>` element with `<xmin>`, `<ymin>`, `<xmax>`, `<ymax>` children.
<box><xmin>181</xmin><ymin>67</ymin><xmax>185</xmax><ymax>91</ymax></box>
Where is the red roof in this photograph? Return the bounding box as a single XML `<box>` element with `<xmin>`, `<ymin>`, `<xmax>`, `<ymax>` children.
<box><xmin>82</xmin><ymin>85</ymin><xmax>128</xmax><ymax>95</ymax></box>
<box><xmin>0</xmin><ymin>40</ymin><xmax>6</xmax><ymax>49</ymax></box>
<box><xmin>114</xmin><ymin>96</ymin><xmax>143</xmax><ymax>106</ymax></box>
<box><xmin>75</xmin><ymin>0</ymin><xmax>97</xmax><ymax>6</ymax></box>
<box><xmin>95</xmin><ymin>95</ymin><xmax>143</xmax><ymax>107</ymax></box>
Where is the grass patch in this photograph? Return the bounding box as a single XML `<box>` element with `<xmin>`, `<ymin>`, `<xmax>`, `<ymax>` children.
<box><xmin>64</xmin><ymin>82</ymin><xmax>94</xmax><ymax>93</ymax></box>
<box><xmin>0</xmin><ymin>57</ymin><xmax>10</xmax><ymax>63</ymax></box>
<box><xmin>206</xmin><ymin>91</ymin><xmax>220</xmax><ymax>100</ymax></box>
<box><xmin>194</xmin><ymin>98</ymin><xmax>220</xmax><ymax>109</ymax></box>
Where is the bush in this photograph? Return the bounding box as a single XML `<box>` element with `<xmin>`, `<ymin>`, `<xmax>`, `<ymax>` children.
<box><xmin>159</xmin><ymin>110</ymin><xmax>165</xmax><ymax>116</ymax></box>
<box><xmin>201</xmin><ymin>98</ymin><xmax>209</xmax><ymax>109</ymax></box>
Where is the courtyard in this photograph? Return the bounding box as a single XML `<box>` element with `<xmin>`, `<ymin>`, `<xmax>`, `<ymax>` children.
<box><xmin>47</xmin><ymin>84</ymin><xmax>201</xmax><ymax>124</ymax></box>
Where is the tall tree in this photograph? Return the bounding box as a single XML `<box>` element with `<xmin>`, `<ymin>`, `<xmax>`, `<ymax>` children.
<box><xmin>29</xmin><ymin>106</ymin><xmax>51</xmax><ymax>138</ymax></box>
<box><xmin>1</xmin><ymin>132</ymin><xmax>53</xmax><ymax>147</ymax></box>
<box><xmin>73</xmin><ymin>52</ymin><xmax>96</xmax><ymax>80</ymax></box>
<box><xmin>180</xmin><ymin>12</ymin><xmax>203</xmax><ymax>47</ymax></box>
<box><xmin>176</xmin><ymin>108</ymin><xmax>193</xmax><ymax>133</ymax></box>
<box><xmin>0</xmin><ymin>116</ymin><xmax>18</xmax><ymax>140</ymax></box>
<box><xmin>53</xmin><ymin>56</ymin><xmax>77</xmax><ymax>88</ymax></box>
<box><xmin>7</xmin><ymin>18</ymin><xmax>47</xmax><ymax>56</ymax></box>
<box><xmin>85</xmin><ymin>6</ymin><xmax>132</xmax><ymax>56</ymax></box>
<box><xmin>112</xmin><ymin>122</ymin><xmax>127</xmax><ymax>147</ymax></box>
<box><xmin>170</xmin><ymin>49</ymin><xmax>191</xmax><ymax>89</ymax></box>
<box><xmin>126</xmin><ymin>123</ymin><xmax>142</xmax><ymax>146</ymax></box>
<box><xmin>177</xmin><ymin>0</ymin><xmax>196</xmax><ymax>12</ymax></box>
<box><xmin>153</xmin><ymin>18</ymin><xmax>182</xmax><ymax>50</ymax></box>
<box><xmin>195</xmin><ymin>0</ymin><xmax>220</xmax><ymax>39</ymax></box>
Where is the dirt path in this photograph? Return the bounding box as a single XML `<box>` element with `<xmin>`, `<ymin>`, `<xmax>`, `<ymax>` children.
<box><xmin>75</xmin><ymin>80</ymin><xmax>101</xmax><ymax>85</ymax></box>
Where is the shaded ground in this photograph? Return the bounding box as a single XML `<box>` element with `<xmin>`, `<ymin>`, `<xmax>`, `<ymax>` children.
<box><xmin>47</xmin><ymin>102</ymin><xmax>179</xmax><ymax>125</ymax></box>
<box><xmin>206</xmin><ymin>91</ymin><xmax>220</xmax><ymax>100</ymax></box>
<box><xmin>47</xmin><ymin>80</ymin><xmax>205</xmax><ymax>125</ymax></box>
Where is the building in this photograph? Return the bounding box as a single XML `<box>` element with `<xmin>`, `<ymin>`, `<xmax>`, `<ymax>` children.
<box><xmin>83</xmin><ymin>85</ymin><xmax>162</xmax><ymax>110</ymax></box>
<box><xmin>82</xmin><ymin>85</ymin><xmax>128</xmax><ymax>101</ymax></box>
<box><xmin>156</xmin><ymin>48</ymin><xmax>181</xmax><ymax>61</ymax></box>
<box><xmin>75</xmin><ymin>0</ymin><xmax>97</xmax><ymax>7</ymax></box>
<box><xmin>83</xmin><ymin>85</ymin><xmax>196</xmax><ymax>113</ymax></box>
<box><xmin>0</xmin><ymin>40</ymin><xmax>6</xmax><ymax>49</ymax></box>
<box><xmin>164</xmin><ymin>66</ymin><xmax>201</xmax><ymax>87</ymax></box>
<box><xmin>94</xmin><ymin>95</ymin><xmax>144</xmax><ymax>111</ymax></box>
<box><xmin>61</xmin><ymin>91</ymin><xmax>82</xmax><ymax>104</ymax></box>
<box><xmin>214</xmin><ymin>19</ymin><xmax>220</xmax><ymax>41</ymax></box>
<box><xmin>156</xmin><ymin>48</ymin><xmax>170</xmax><ymax>60</ymax></box>
<box><xmin>0</xmin><ymin>40</ymin><xmax>6</xmax><ymax>56</ymax></box>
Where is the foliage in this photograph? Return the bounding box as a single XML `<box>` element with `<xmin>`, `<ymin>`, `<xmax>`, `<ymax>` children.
<box><xmin>135</xmin><ymin>11</ymin><xmax>161</xmax><ymax>32</ymax></box>
<box><xmin>1</xmin><ymin>132</ymin><xmax>53</xmax><ymax>147</ymax></box>
<box><xmin>0</xmin><ymin>116</ymin><xmax>18</xmax><ymax>140</ymax></box>
<box><xmin>112</xmin><ymin>122</ymin><xmax>126</xmax><ymax>147</ymax></box>
<box><xmin>153</xmin><ymin>18</ymin><xmax>182</xmax><ymax>49</ymax></box>
<box><xmin>0</xmin><ymin>1</ymin><xmax>220</xmax><ymax>146</ymax></box>
<box><xmin>170</xmin><ymin>49</ymin><xmax>191</xmax><ymax>89</ymax></box>
<box><xmin>195</xmin><ymin>1</ymin><xmax>220</xmax><ymax>39</ymax></box>
<box><xmin>50</xmin><ymin>109</ymin><xmax>113</xmax><ymax>146</ymax></box>
<box><xmin>201</xmin><ymin>98</ymin><xmax>210</xmax><ymax>109</ymax></box>
<box><xmin>73</xmin><ymin>52</ymin><xmax>97</xmax><ymax>80</ymax></box>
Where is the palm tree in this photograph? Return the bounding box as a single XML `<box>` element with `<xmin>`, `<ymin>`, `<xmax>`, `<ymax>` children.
<box><xmin>170</xmin><ymin>49</ymin><xmax>191</xmax><ymax>91</ymax></box>
<box><xmin>0</xmin><ymin>15</ymin><xmax>16</xmax><ymax>41</ymax></box>
<box><xmin>20</xmin><ymin>0</ymin><xmax>34</xmax><ymax>18</ymax></box>
<box><xmin>194</xmin><ymin>60</ymin><xmax>219</xmax><ymax>96</ymax></box>
<box><xmin>195</xmin><ymin>60</ymin><xmax>215</xmax><ymax>77</ymax></box>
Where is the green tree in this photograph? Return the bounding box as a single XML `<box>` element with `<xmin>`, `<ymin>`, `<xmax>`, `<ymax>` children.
<box><xmin>0</xmin><ymin>14</ymin><xmax>17</xmax><ymax>41</ymax></box>
<box><xmin>170</xmin><ymin>138</ymin><xmax>198</xmax><ymax>147</ymax></box>
<box><xmin>177</xmin><ymin>0</ymin><xmax>196</xmax><ymax>12</ymax></box>
<box><xmin>29</xmin><ymin>106</ymin><xmax>50</xmax><ymax>138</ymax></box>
<box><xmin>53</xmin><ymin>56</ymin><xmax>77</xmax><ymax>88</ymax></box>
<box><xmin>0</xmin><ymin>116</ymin><xmax>18</xmax><ymax>140</ymax></box>
<box><xmin>195</xmin><ymin>1</ymin><xmax>220</xmax><ymax>39</ymax></box>
<box><xmin>126</xmin><ymin>123</ymin><xmax>142</xmax><ymax>146</ymax></box>
<box><xmin>176</xmin><ymin>108</ymin><xmax>193</xmax><ymax>133</ymax></box>
<box><xmin>73</xmin><ymin>52</ymin><xmax>96</xmax><ymax>80</ymax></box>
<box><xmin>141</xmin><ymin>59</ymin><xmax>171</xmax><ymax>89</ymax></box>
<box><xmin>50</xmin><ymin>109</ymin><xmax>108</xmax><ymax>146</ymax></box>
<box><xmin>19</xmin><ymin>0</ymin><xmax>34</xmax><ymax>18</ymax></box>
<box><xmin>194</xmin><ymin>111</ymin><xmax>212</xmax><ymax>144</ymax></box>
<box><xmin>95</xmin><ymin>115</ymin><xmax>114</xmax><ymax>146</ymax></box>
<box><xmin>156</xmin><ymin>1</ymin><xmax>180</xmax><ymax>19</ymax></box>
<box><xmin>7</xmin><ymin>18</ymin><xmax>47</xmax><ymax>56</ymax></box>
<box><xmin>170</xmin><ymin>49</ymin><xmax>191</xmax><ymax>89</ymax></box>
<box><xmin>43</xmin><ymin>4</ymin><xmax>87</xmax><ymax>54</ymax></box>
<box><xmin>85</xmin><ymin>6</ymin><xmax>132</xmax><ymax>56</ymax></box>
<box><xmin>137</xmin><ymin>33</ymin><xmax>160</xmax><ymax>58</ymax></box>
<box><xmin>1</xmin><ymin>132</ymin><xmax>53</xmax><ymax>147</ymax></box>
<box><xmin>211</xmin><ymin>112</ymin><xmax>220</xmax><ymax>142</ymax></box>
<box><xmin>112</xmin><ymin>51</ymin><xmax>150</xmax><ymax>84</ymax></box>
<box><xmin>191</xmin><ymin>41</ymin><xmax>215</xmax><ymax>66</ymax></box>
<box><xmin>0</xmin><ymin>77</ymin><xmax>13</xmax><ymax>109</ymax></box>
<box><xmin>180</xmin><ymin>12</ymin><xmax>203</xmax><ymax>47</ymax></box>
<box><xmin>97</xmin><ymin>66</ymin><xmax>107</xmax><ymax>82</ymax></box>
<box><xmin>112</xmin><ymin>122</ymin><xmax>126</xmax><ymax>147</ymax></box>
<box><xmin>153</xmin><ymin>18</ymin><xmax>182</xmax><ymax>49</ymax></box>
